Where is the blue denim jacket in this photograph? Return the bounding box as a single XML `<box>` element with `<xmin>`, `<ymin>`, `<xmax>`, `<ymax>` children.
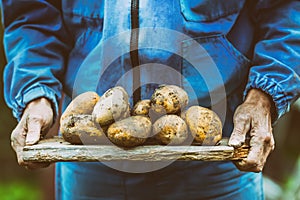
<box><xmin>2</xmin><ymin>0</ymin><xmax>300</xmax><ymax>126</ymax></box>
<box><xmin>1</xmin><ymin>0</ymin><xmax>300</xmax><ymax>199</ymax></box>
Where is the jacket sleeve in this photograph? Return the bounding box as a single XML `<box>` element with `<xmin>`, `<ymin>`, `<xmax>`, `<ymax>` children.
<box><xmin>244</xmin><ymin>0</ymin><xmax>300</xmax><ymax>122</ymax></box>
<box><xmin>1</xmin><ymin>0</ymin><xmax>73</xmax><ymax>120</ymax></box>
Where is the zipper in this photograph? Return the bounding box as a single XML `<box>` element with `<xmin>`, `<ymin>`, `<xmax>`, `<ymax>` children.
<box><xmin>130</xmin><ymin>0</ymin><xmax>141</xmax><ymax>105</ymax></box>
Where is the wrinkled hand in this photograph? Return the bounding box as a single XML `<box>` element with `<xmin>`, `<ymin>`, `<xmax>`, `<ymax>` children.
<box><xmin>229</xmin><ymin>89</ymin><xmax>275</xmax><ymax>172</ymax></box>
<box><xmin>10</xmin><ymin>97</ymin><xmax>54</xmax><ymax>169</ymax></box>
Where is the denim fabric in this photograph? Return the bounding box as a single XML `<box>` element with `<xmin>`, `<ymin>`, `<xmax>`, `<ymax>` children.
<box><xmin>1</xmin><ymin>0</ymin><xmax>300</xmax><ymax>199</ymax></box>
<box><xmin>56</xmin><ymin>161</ymin><xmax>264</xmax><ymax>200</ymax></box>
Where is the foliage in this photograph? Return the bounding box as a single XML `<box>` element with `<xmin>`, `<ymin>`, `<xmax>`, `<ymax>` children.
<box><xmin>0</xmin><ymin>181</ymin><xmax>42</xmax><ymax>200</ymax></box>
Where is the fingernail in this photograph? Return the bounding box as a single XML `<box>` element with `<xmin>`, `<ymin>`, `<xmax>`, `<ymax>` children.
<box><xmin>25</xmin><ymin>140</ymin><xmax>35</xmax><ymax>145</ymax></box>
<box><xmin>26</xmin><ymin>138</ymin><xmax>37</xmax><ymax>145</ymax></box>
<box><xmin>26</xmin><ymin>133</ymin><xmax>39</xmax><ymax>145</ymax></box>
<box><xmin>229</xmin><ymin>139</ymin><xmax>241</xmax><ymax>147</ymax></box>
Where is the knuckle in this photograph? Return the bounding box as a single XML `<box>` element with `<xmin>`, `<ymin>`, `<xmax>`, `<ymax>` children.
<box><xmin>262</xmin><ymin>132</ymin><xmax>274</xmax><ymax>145</ymax></box>
<box><xmin>10</xmin><ymin>130</ymin><xmax>18</xmax><ymax>141</ymax></box>
<box><xmin>232</xmin><ymin>127</ymin><xmax>244</xmax><ymax>136</ymax></box>
<box><xmin>10</xmin><ymin>141</ymin><xmax>17</xmax><ymax>150</ymax></box>
<box><xmin>270</xmin><ymin>135</ymin><xmax>275</xmax><ymax>144</ymax></box>
<box><xmin>263</xmin><ymin>134</ymin><xmax>271</xmax><ymax>143</ymax></box>
<box><xmin>10</xmin><ymin>129</ymin><xmax>23</xmax><ymax>145</ymax></box>
<box><xmin>11</xmin><ymin>126</ymin><xmax>22</xmax><ymax>138</ymax></box>
<box><xmin>234</xmin><ymin>113</ymin><xmax>250</xmax><ymax>124</ymax></box>
<box><xmin>261</xmin><ymin>108</ymin><xmax>270</xmax><ymax>116</ymax></box>
<box><xmin>28</xmin><ymin>113</ymin><xmax>53</xmax><ymax>127</ymax></box>
<box><xmin>253</xmin><ymin>131</ymin><xmax>273</xmax><ymax>144</ymax></box>
<box><xmin>27</xmin><ymin>114</ymin><xmax>42</xmax><ymax>123</ymax></box>
<box><xmin>271</xmin><ymin>142</ymin><xmax>275</xmax><ymax>151</ymax></box>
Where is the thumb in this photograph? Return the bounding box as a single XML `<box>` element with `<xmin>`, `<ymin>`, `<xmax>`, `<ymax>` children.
<box><xmin>229</xmin><ymin>109</ymin><xmax>251</xmax><ymax>147</ymax></box>
<box><xmin>25</xmin><ymin>115</ymin><xmax>42</xmax><ymax>145</ymax></box>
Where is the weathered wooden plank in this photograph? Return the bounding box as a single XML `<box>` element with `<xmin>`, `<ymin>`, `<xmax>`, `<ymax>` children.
<box><xmin>22</xmin><ymin>137</ymin><xmax>249</xmax><ymax>162</ymax></box>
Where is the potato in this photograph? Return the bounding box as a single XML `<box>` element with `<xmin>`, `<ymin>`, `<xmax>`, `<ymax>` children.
<box><xmin>151</xmin><ymin>85</ymin><xmax>188</xmax><ymax>114</ymax></box>
<box><xmin>92</xmin><ymin>86</ymin><xmax>130</xmax><ymax>126</ymax></box>
<box><xmin>60</xmin><ymin>114</ymin><xmax>106</xmax><ymax>145</ymax></box>
<box><xmin>122</xmin><ymin>104</ymin><xmax>131</xmax><ymax>119</ymax></box>
<box><xmin>107</xmin><ymin>116</ymin><xmax>152</xmax><ymax>147</ymax></box>
<box><xmin>152</xmin><ymin>115</ymin><xmax>188</xmax><ymax>145</ymax></box>
<box><xmin>131</xmin><ymin>99</ymin><xmax>151</xmax><ymax>116</ymax></box>
<box><xmin>185</xmin><ymin>106</ymin><xmax>222</xmax><ymax>145</ymax></box>
<box><xmin>60</xmin><ymin>91</ymin><xmax>100</xmax><ymax>123</ymax></box>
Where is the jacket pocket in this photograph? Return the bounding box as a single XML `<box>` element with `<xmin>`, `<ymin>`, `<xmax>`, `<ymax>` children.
<box><xmin>179</xmin><ymin>0</ymin><xmax>245</xmax><ymax>22</ymax></box>
<box><xmin>181</xmin><ymin>34</ymin><xmax>251</xmax><ymax>106</ymax></box>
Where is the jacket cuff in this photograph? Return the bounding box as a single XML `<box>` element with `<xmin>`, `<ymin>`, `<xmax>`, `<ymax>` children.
<box><xmin>14</xmin><ymin>85</ymin><xmax>60</xmax><ymax>121</ymax></box>
<box><xmin>243</xmin><ymin>74</ymin><xmax>289</xmax><ymax>123</ymax></box>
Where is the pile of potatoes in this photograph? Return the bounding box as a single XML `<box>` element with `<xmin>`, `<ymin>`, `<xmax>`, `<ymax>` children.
<box><xmin>60</xmin><ymin>85</ymin><xmax>222</xmax><ymax>147</ymax></box>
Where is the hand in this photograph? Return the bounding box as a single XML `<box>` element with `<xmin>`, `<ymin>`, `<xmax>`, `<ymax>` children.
<box><xmin>10</xmin><ymin>97</ymin><xmax>54</xmax><ymax>169</ymax></box>
<box><xmin>228</xmin><ymin>89</ymin><xmax>275</xmax><ymax>172</ymax></box>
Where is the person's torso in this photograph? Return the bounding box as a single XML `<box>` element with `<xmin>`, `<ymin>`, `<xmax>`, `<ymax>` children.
<box><xmin>61</xmin><ymin>0</ymin><xmax>253</xmax><ymax>136</ymax></box>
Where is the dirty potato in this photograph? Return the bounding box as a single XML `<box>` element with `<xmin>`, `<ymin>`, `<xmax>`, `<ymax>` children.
<box><xmin>185</xmin><ymin>106</ymin><xmax>222</xmax><ymax>145</ymax></box>
<box><xmin>151</xmin><ymin>85</ymin><xmax>188</xmax><ymax>114</ymax></box>
<box><xmin>132</xmin><ymin>99</ymin><xmax>151</xmax><ymax>116</ymax></box>
<box><xmin>60</xmin><ymin>114</ymin><xmax>106</xmax><ymax>145</ymax></box>
<box><xmin>122</xmin><ymin>104</ymin><xmax>131</xmax><ymax>119</ymax></box>
<box><xmin>153</xmin><ymin>115</ymin><xmax>188</xmax><ymax>145</ymax></box>
<box><xmin>92</xmin><ymin>86</ymin><xmax>130</xmax><ymax>126</ymax></box>
<box><xmin>60</xmin><ymin>91</ymin><xmax>100</xmax><ymax>123</ymax></box>
<box><xmin>107</xmin><ymin>116</ymin><xmax>152</xmax><ymax>147</ymax></box>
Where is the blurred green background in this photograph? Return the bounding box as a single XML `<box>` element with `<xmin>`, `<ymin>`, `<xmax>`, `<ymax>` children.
<box><xmin>0</xmin><ymin>15</ymin><xmax>55</xmax><ymax>200</ymax></box>
<box><xmin>0</xmin><ymin>12</ymin><xmax>299</xmax><ymax>200</ymax></box>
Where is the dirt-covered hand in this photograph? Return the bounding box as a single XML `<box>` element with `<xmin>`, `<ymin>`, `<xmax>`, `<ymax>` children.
<box><xmin>10</xmin><ymin>97</ymin><xmax>54</xmax><ymax>169</ymax></box>
<box><xmin>228</xmin><ymin>89</ymin><xmax>275</xmax><ymax>172</ymax></box>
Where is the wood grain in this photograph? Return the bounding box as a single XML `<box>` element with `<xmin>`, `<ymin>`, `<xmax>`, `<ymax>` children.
<box><xmin>22</xmin><ymin>137</ymin><xmax>249</xmax><ymax>162</ymax></box>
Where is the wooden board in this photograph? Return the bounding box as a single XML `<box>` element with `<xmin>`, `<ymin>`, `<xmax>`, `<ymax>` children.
<box><xmin>21</xmin><ymin>137</ymin><xmax>249</xmax><ymax>162</ymax></box>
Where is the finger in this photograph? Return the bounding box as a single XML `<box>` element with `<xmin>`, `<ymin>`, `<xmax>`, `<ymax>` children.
<box><xmin>13</xmin><ymin>139</ymin><xmax>27</xmax><ymax>166</ymax></box>
<box><xmin>40</xmin><ymin>111</ymin><xmax>54</xmax><ymax>135</ymax></box>
<box><xmin>10</xmin><ymin>127</ymin><xmax>25</xmax><ymax>152</ymax></box>
<box><xmin>234</xmin><ymin>115</ymin><xmax>274</xmax><ymax>172</ymax></box>
<box><xmin>247</xmin><ymin>131</ymin><xmax>265</xmax><ymax>159</ymax></box>
<box><xmin>10</xmin><ymin>119</ymin><xmax>28</xmax><ymax>165</ymax></box>
<box><xmin>25</xmin><ymin>115</ymin><xmax>42</xmax><ymax>145</ymax></box>
<box><xmin>237</xmin><ymin>131</ymin><xmax>273</xmax><ymax>173</ymax></box>
<box><xmin>24</xmin><ymin>162</ymin><xmax>51</xmax><ymax>170</ymax></box>
<box><xmin>11</xmin><ymin>126</ymin><xmax>50</xmax><ymax>168</ymax></box>
<box><xmin>235</xmin><ymin>135</ymin><xmax>264</xmax><ymax>172</ymax></box>
<box><xmin>228</xmin><ymin>111</ymin><xmax>251</xmax><ymax>147</ymax></box>
<box><xmin>233</xmin><ymin>160</ymin><xmax>262</xmax><ymax>173</ymax></box>
<box><xmin>248</xmin><ymin>133</ymin><xmax>274</xmax><ymax>167</ymax></box>
<box><xmin>247</xmin><ymin>111</ymin><xmax>273</xmax><ymax>164</ymax></box>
